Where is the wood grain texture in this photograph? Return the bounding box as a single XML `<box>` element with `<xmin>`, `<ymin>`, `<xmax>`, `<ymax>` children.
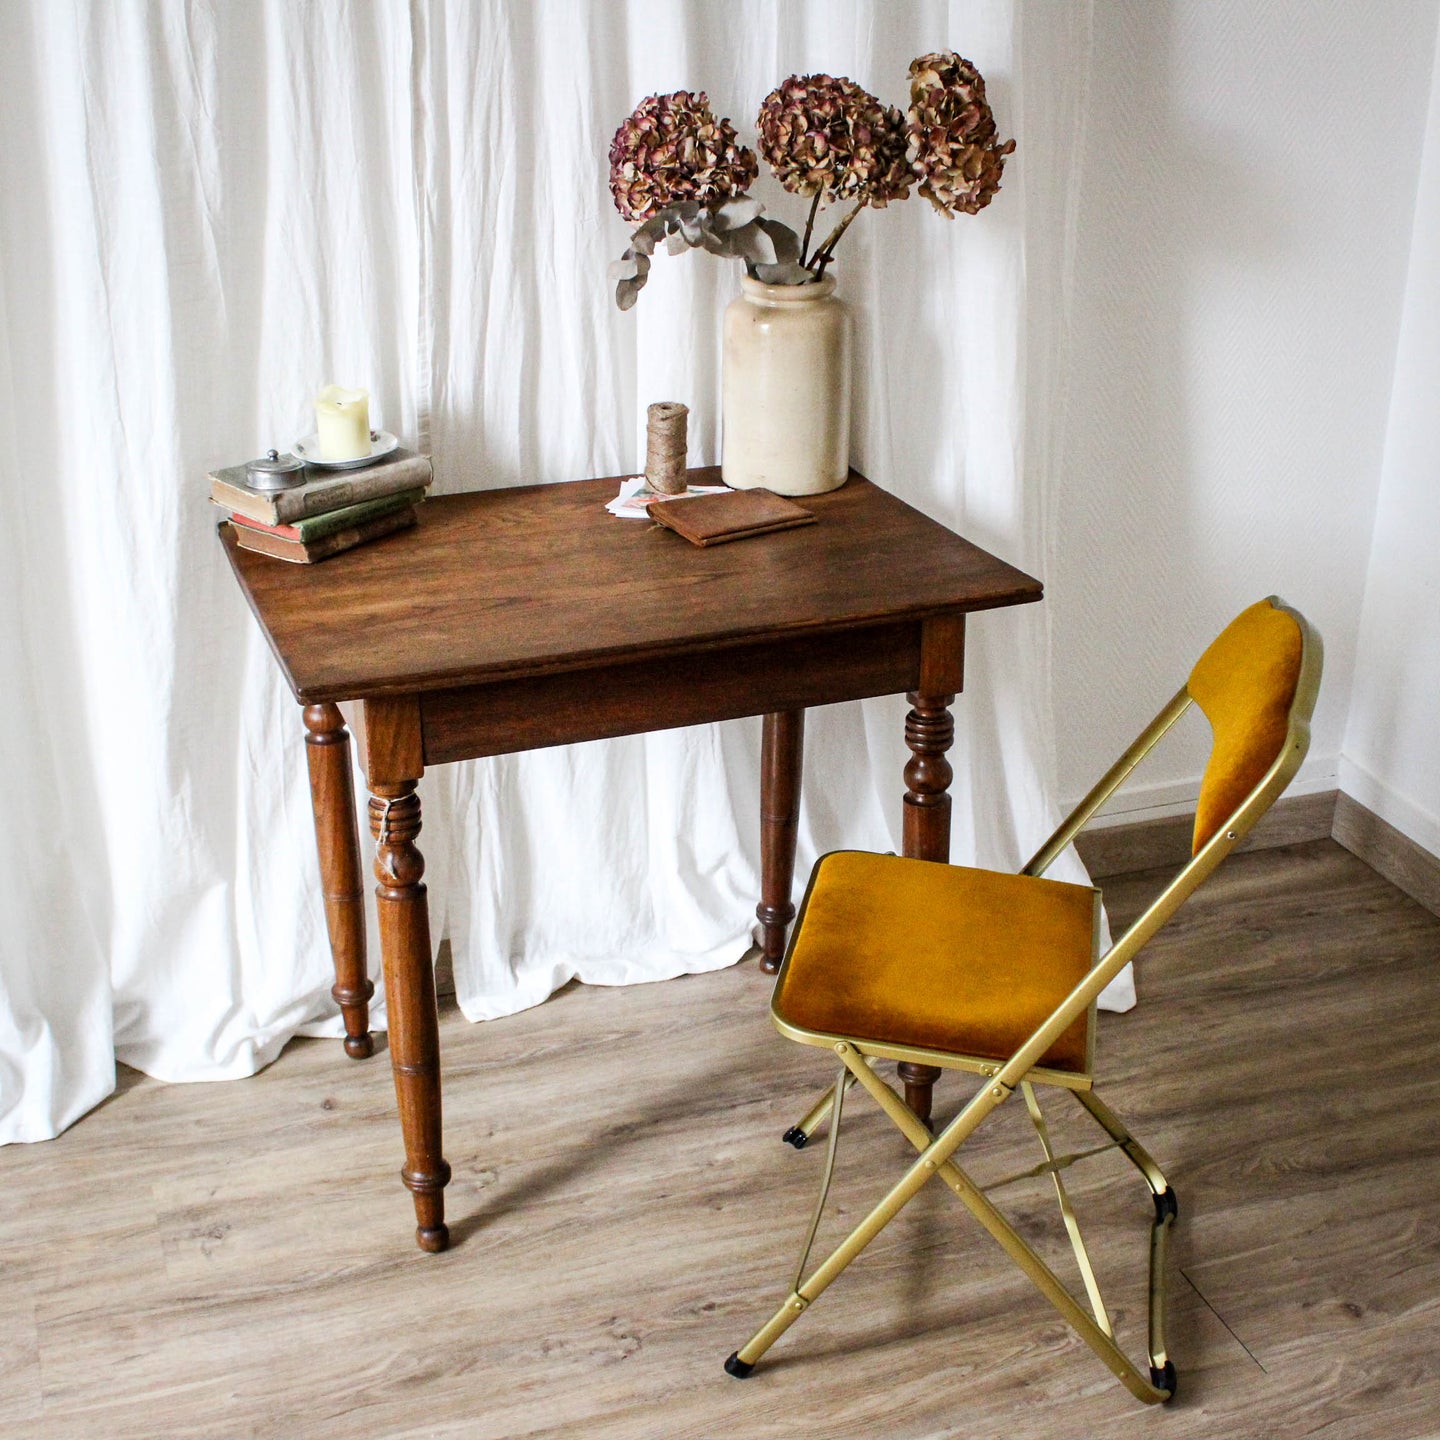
<box><xmin>756</xmin><ymin>711</ymin><xmax>804</xmax><ymax>974</ymax></box>
<box><xmin>218</xmin><ymin>471</ymin><xmax>1041</xmax><ymax>703</ymax></box>
<box><xmin>917</xmin><ymin>612</ymin><xmax>965</xmax><ymax>695</ymax></box>
<box><xmin>0</xmin><ymin>1278</ymin><xmax>41</xmax><ymax>1426</ymax></box>
<box><xmin>419</xmin><ymin>622</ymin><xmax>918</xmax><ymax>764</ymax></box>
<box><xmin>303</xmin><ymin>701</ymin><xmax>374</xmax><ymax>1059</ymax></box>
<box><xmin>896</xmin><ymin>626</ymin><xmax>962</xmax><ymax>1122</ymax></box>
<box><xmin>369</xmin><ymin>783</ymin><xmax>449</xmax><ymax>1253</ymax></box>
<box><xmin>893</xmin><ymin>613</ymin><xmax>968</xmax><ymax>1121</ymax></box>
<box><xmin>5</xmin><ymin>842</ymin><xmax>1434</xmax><ymax>1437</ymax></box>
<box><xmin>358</xmin><ymin>695</ymin><xmax>424</xmax><ymax>787</ymax></box>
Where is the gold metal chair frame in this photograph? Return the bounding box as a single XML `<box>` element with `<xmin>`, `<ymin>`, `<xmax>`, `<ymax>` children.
<box><xmin>725</xmin><ymin>598</ymin><xmax>1323</xmax><ymax>1404</ymax></box>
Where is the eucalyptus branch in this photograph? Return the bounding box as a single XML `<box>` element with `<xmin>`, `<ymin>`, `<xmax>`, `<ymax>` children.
<box><xmin>610</xmin><ymin>198</ymin><xmax>807</xmax><ymax>306</ymax></box>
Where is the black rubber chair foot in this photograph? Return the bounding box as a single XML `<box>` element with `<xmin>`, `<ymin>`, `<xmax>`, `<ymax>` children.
<box><xmin>1151</xmin><ymin>1360</ymin><xmax>1177</xmax><ymax>1398</ymax></box>
<box><xmin>782</xmin><ymin>1127</ymin><xmax>809</xmax><ymax>1149</ymax></box>
<box><xmin>724</xmin><ymin>1352</ymin><xmax>755</xmax><ymax>1379</ymax></box>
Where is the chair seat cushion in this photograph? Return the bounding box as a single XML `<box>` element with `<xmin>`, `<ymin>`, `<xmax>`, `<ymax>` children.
<box><xmin>774</xmin><ymin>852</ymin><xmax>1099</xmax><ymax>1073</ymax></box>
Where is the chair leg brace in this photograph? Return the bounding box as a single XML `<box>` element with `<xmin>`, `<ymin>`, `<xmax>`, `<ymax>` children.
<box><xmin>783</xmin><ymin>1065</ymin><xmax>866</xmax><ymax>1150</ymax></box>
<box><xmin>728</xmin><ymin>1044</ymin><xmax>1176</xmax><ymax>1404</ymax></box>
<box><xmin>1022</xmin><ymin>1082</ymin><xmax>1113</xmax><ymax>1337</ymax></box>
<box><xmin>790</xmin><ymin>1066</ymin><xmax>850</xmax><ymax>1292</ymax></box>
<box><xmin>1073</xmin><ymin>1088</ymin><xmax>1178</xmax><ymax>1388</ymax></box>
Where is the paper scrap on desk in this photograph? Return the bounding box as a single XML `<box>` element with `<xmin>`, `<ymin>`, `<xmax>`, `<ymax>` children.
<box><xmin>606</xmin><ymin>475</ymin><xmax>729</xmax><ymax>519</ymax></box>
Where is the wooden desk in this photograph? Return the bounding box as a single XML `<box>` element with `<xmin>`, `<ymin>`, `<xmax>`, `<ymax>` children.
<box><xmin>221</xmin><ymin>468</ymin><xmax>1042</xmax><ymax>1251</ymax></box>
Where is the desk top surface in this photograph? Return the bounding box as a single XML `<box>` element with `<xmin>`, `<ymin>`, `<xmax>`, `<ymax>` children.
<box><xmin>221</xmin><ymin>469</ymin><xmax>1042</xmax><ymax>702</ymax></box>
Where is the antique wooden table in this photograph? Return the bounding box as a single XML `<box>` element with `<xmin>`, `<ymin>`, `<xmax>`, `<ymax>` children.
<box><xmin>220</xmin><ymin>467</ymin><xmax>1043</xmax><ymax>1252</ymax></box>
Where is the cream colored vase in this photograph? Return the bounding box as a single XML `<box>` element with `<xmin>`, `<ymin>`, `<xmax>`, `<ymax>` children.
<box><xmin>721</xmin><ymin>275</ymin><xmax>852</xmax><ymax>495</ymax></box>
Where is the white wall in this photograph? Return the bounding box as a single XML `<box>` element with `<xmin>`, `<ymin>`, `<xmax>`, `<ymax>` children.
<box><xmin>1052</xmin><ymin>0</ymin><xmax>1439</xmax><ymax>824</ymax></box>
<box><xmin>1343</xmin><ymin>30</ymin><xmax>1440</xmax><ymax>857</ymax></box>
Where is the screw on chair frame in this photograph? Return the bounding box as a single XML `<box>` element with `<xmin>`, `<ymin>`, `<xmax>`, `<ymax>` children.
<box><xmin>725</xmin><ymin>597</ymin><xmax>1322</xmax><ymax>1404</ymax></box>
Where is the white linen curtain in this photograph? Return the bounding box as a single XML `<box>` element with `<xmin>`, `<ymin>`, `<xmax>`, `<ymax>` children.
<box><xmin>0</xmin><ymin>0</ymin><xmax>1125</xmax><ymax>1148</ymax></box>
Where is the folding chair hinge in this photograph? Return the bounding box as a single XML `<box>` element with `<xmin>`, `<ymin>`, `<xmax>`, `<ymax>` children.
<box><xmin>786</xmin><ymin>1292</ymin><xmax>810</xmax><ymax>1314</ymax></box>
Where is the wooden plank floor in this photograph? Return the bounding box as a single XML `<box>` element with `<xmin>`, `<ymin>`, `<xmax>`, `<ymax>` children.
<box><xmin>2</xmin><ymin>838</ymin><xmax>1438</xmax><ymax>1438</ymax></box>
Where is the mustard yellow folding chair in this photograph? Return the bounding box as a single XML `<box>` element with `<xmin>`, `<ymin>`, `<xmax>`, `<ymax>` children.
<box><xmin>724</xmin><ymin>597</ymin><xmax>1322</xmax><ymax>1403</ymax></box>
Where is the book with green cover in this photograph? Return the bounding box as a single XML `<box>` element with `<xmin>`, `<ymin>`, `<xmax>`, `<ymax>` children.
<box><xmin>219</xmin><ymin>487</ymin><xmax>427</xmax><ymax>543</ymax></box>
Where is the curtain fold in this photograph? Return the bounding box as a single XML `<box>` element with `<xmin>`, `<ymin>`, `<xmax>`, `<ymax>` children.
<box><xmin>0</xmin><ymin>0</ymin><xmax>1118</xmax><ymax>1149</ymax></box>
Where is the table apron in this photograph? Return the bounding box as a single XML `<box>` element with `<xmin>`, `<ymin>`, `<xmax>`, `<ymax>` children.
<box><xmin>418</xmin><ymin>621</ymin><xmax>924</xmax><ymax>766</ymax></box>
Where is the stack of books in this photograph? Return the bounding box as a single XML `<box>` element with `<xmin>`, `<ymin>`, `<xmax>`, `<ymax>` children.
<box><xmin>210</xmin><ymin>449</ymin><xmax>433</xmax><ymax>563</ymax></box>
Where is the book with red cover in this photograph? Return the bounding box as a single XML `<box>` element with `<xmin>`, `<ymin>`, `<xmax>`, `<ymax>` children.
<box><xmin>218</xmin><ymin>487</ymin><xmax>425</xmax><ymax>544</ymax></box>
<box><xmin>227</xmin><ymin>504</ymin><xmax>417</xmax><ymax>564</ymax></box>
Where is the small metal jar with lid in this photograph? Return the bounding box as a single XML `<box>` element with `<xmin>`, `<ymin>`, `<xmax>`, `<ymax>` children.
<box><xmin>245</xmin><ymin>449</ymin><xmax>306</xmax><ymax>492</ymax></box>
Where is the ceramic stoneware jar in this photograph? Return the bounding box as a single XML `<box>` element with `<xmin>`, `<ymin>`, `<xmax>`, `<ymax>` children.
<box><xmin>721</xmin><ymin>275</ymin><xmax>852</xmax><ymax>496</ymax></box>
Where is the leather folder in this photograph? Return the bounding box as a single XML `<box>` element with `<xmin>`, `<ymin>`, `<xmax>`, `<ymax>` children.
<box><xmin>646</xmin><ymin>488</ymin><xmax>816</xmax><ymax>547</ymax></box>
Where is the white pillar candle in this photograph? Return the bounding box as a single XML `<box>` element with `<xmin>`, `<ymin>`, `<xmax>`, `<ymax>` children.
<box><xmin>315</xmin><ymin>385</ymin><xmax>371</xmax><ymax>460</ymax></box>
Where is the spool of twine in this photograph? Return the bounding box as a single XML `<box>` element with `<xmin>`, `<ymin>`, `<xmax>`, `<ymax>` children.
<box><xmin>645</xmin><ymin>401</ymin><xmax>689</xmax><ymax>494</ymax></box>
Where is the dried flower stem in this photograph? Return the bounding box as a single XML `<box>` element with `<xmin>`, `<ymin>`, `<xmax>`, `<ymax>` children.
<box><xmin>799</xmin><ymin>189</ymin><xmax>824</xmax><ymax>267</ymax></box>
<box><xmin>810</xmin><ymin>202</ymin><xmax>865</xmax><ymax>276</ymax></box>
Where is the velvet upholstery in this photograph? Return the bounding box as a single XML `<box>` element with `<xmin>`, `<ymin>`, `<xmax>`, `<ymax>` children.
<box><xmin>775</xmin><ymin>851</ymin><xmax>1098</xmax><ymax>1073</ymax></box>
<box><xmin>1188</xmin><ymin>599</ymin><xmax>1303</xmax><ymax>854</ymax></box>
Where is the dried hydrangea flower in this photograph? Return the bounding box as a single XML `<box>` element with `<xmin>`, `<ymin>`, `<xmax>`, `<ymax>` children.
<box><xmin>756</xmin><ymin>74</ymin><xmax>912</xmax><ymax>207</ymax></box>
<box><xmin>608</xmin><ymin>90</ymin><xmax>758</xmax><ymax>222</ymax></box>
<box><xmin>905</xmin><ymin>52</ymin><xmax>1016</xmax><ymax>216</ymax></box>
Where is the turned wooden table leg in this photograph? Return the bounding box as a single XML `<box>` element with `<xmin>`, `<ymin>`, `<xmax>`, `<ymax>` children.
<box><xmin>898</xmin><ymin>615</ymin><xmax>965</xmax><ymax>1124</ymax></box>
<box><xmin>370</xmin><ymin>781</ymin><xmax>450</xmax><ymax>1253</ymax></box>
<box><xmin>304</xmin><ymin>702</ymin><xmax>374</xmax><ymax>1059</ymax></box>
<box><xmin>755</xmin><ymin>709</ymin><xmax>805</xmax><ymax>975</ymax></box>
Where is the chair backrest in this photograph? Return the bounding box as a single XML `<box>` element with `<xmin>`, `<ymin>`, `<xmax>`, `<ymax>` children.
<box><xmin>1005</xmin><ymin>598</ymin><xmax>1322</xmax><ymax>1084</ymax></box>
<box><xmin>1187</xmin><ymin>599</ymin><xmax>1308</xmax><ymax>854</ymax></box>
<box><xmin>1027</xmin><ymin>596</ymin><xmax>1322</xmax><ymax>883</ymax></box>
